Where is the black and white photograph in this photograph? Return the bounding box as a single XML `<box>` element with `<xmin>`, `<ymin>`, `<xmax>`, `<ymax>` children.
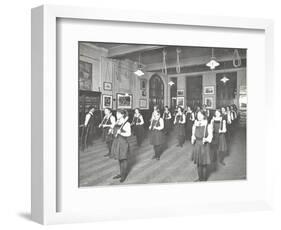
<box><xmin>78</xmin><ymin>42</ymin><xmax>247</xmax><ymax>187</ymax></box>
<box><xmin>102</xmin><ymin>94</ymin><xmax>112</xmax><ymax>109</ymax></box>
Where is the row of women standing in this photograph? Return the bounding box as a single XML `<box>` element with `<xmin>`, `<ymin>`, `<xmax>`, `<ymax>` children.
<box><xmin>97</xmin><ymin>104</ymin><xmax>238</xmax><ymax>183</ymax></box>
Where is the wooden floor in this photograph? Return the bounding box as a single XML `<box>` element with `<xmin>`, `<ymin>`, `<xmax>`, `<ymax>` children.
<box><xmin>79</xmin><ymin>126</ymin><xmax>246</xmax><ymax>187</ymax></box>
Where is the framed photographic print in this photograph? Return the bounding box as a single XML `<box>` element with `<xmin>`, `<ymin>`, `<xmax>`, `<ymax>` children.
<box><xmin>116</xmin><ymin>93</ymin><xmax>133</xmax><ymax>109</ymax></box>
<box><xmin>31</xmin><ymin>5</ymin><xmax>274</xmax><ymax>225</ymax></box>
<box><xmin>102</xmin><ymin>94</ymin><xmax>112</xmax><ymax>109</ymax></box>
<box><xmin>139</xmin><ymin>99</ymin><xmax>147</xmax><ymax>108</ymax></box>
<box><xmin>103</xmin><ymin>81</ymin><xmax>112</xmax><ymax>91</ymax></box>
<box><xmin>204</xmin><ymin>97</ymin><xmax>214</xmax><ymax>109</ymax></box>
<box><xmin>177</xmin><ymin>89</ymin><xmax>184</xmax><ymax>96</ymax></box>
<box><xmin>176</xmin><ymin>97</ymin><xmax>184</xmax><ymax>107</ymax></box>
<box><xmin>141</xmin><ymin>90</ymin><xmax>146</xmax><ymax>97</ymax></box>
<box><xmin>203</xmin><ymin>86</ymin><xmax>215</xmax><ymax>95</ymax></box>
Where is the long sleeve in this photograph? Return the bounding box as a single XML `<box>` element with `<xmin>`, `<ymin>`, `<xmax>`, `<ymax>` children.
<box><xmin>180</xmin><ymin>114</ymin><xmax>186</xmax><ymax>124</ymax></box>
<box><xmin>110</xmin><ymin>116</ymin><xmax>116</xmax><ymax>128</ymax></box>
<box><xmin>120</xmin><ymin>122</ymin><xmax>131</xmax><ymax>137</ymax></box>
<box><xmin>84</xmin><ymin>113</ymin><xmax>91</xmax><ymax>126</ymax></box>
<box><xmin>155</xmin><ymin>118</ymin><xmax>164</xmax><ymax>130</ymax></box>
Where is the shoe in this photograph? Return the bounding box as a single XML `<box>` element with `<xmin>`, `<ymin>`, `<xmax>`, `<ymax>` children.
<box><xmin>113</xmin><ymin>174</ymin><xmax>121</xmax><ymax>179</ymax></box>
<box><xmin>120</xmin><ymin>178</ymin><xmax>126</xmax><ymax>183</ymax></box>
<box><xmin>156</xmin><ymin>157</ymin><xmax>160</xmax><ymax>161</ymax></box>
<box><xmin>176</xmin><ymin>144</ymin><xmax>180</xmax><ymax>147</ymax></box>
<box><xmin>220</xmin><ymin>161</ymin><xmax>226</xmax><ymax>166</ymax></box>
<box><xmin>152</xmin><ymin>155</ymin><xmax>156</xmax><ymax>159</ymax></box>
<box><xmin>104</xmin><ymin>153</ymin><xmax>110</xmax><ymax>157</ymax></box>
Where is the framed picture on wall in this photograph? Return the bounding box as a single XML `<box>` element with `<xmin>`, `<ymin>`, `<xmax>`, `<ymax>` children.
<box><xmin>103</xmin><ymin>82</ymin><xmax>112</xmax><ymax>91</ymax></box>
<box><xmin>116</xmin><ymin>93</ymin><xmax>133</xmax><ymax>109</ymax></box>
<box><xmin>204</xmin><ymin>86</ymin><xmax>215</xmax><ymax>95</ymax></box>
<box><xmin>204</xmin><ymin>97</ymin><xmax>214</xmax><ymax>109</ymax></box>
<box><xmin>102</xmin><ymin>94</ymin><xmax>113</xmax><ymax>109</ymax></box>
<box><xmin>177</xmin><ymin>89</ymin><xmax>184</xmax><ymax>96</ymax></box>
<box><xmin>139</xmin><ymin>99</ymin><xmax>147</xmax><ymax>108</ymax></box>
<box><xmin>176</xmin><ymin>97</ymin><xmax>184</xmax><ymax>108</ymax></box>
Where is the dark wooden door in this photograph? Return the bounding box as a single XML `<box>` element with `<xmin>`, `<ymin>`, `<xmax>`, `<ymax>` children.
<box><xmin>185</xmin><ymin>75</ymin><xmax>203</xmax><ymax>108</ymax></box>
<box><xmin>149</xmin><ymin>74</ymin><xmax>164</xmax><ymax>110</ymax></box>
<box><xmin>216</xmin><ymin>72</ymin><xmax>237</xmax><ymax>108</ymax></box>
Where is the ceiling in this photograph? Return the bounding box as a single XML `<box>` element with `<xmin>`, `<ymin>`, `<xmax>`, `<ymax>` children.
<box><xmin>86</xmin><ymin>42</ymin><xmax>246</xmax><ymax>70</ymax></box>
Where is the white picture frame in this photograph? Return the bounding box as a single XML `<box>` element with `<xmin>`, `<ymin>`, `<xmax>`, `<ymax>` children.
<box><xmin>31</xmin><ymin>5</ymin><xmax>274</xmax><ymax>225</ymax></box>
<box><xmin>116</xmin><ymin>93</ymin><xmax>133</xmax><ymax>109</ymax></box>
<box><xmin>203</xmin><ymin>86</ymin><xmax>215</xmax><ymax>95</ymax></box>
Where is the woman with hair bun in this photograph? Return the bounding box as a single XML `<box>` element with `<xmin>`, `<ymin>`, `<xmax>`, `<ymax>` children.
<box><xmin>174</xmin><ymin>106</ymin><xmax>186</xmax><ymax>147</ymax></box>
<box><xmin>131</xmin><ymin>108</ymin><xmax>145</xmax><ymax>146</ymax></box>
<box><xmin>111</xmin><ymin>109</ymin><xmax>131</xmax><ymax>183</ymax></box>
<box><xmin>191</xmin><ymin>110</ymin><xmax>213</xmax><ymax>181</ymax></box>
<box><xmin>149</xmin><ymin>109</ymin><xmax>165</xmax><ymax>160</ymax></box>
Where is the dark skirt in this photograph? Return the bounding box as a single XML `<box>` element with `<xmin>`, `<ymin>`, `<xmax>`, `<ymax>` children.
<box><xmin>164</xmin><ymin>119</ymin><xmax>172</xmax><ymax>132</ymax></box>
<box><xmin>192</xmin><ymin>140</ymin><xmax>211</xmax><ymax>165</ymax></box>
<box><xmin>185</xmin><ymin>121</ymin><xmax>193</xmax><ymax>140</ymax></box>
<box><xmin>111</xmin><ymin>136</ymin><xmax>129</xmax><ymax>160</ymax></box>
<box><xmin>212</xmin><ymin>133</ymin><xmax>227</xmax><ymax>152</ymax></box>
<box><xmin>150</xmin><ymin>130</ymin><xmax>165</xmax><ymax>146</ymax></box>
<box><xmin>134</xmin><ymin>125</ymin><xmax>145</xmax><ymax>138</ymax></box>
<box><xmin>175</xmin><ymin>123</ymin><xmax>185</xmax><ymax>136</ymax></box>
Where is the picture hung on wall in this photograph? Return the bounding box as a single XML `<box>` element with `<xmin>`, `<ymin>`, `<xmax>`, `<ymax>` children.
<box><xmin>103</xmin><ymin>82</ymin><xmax>112</xmax><ymax>91</ymax></box>
<box><xmin>177</xmin><ymin>89</ymin><xmax>184</xmax><ymax>96</ymax></box>
<box><xmin>139</xmin><ymin>99</ymin><xmax>147</xmax><ymax>108</ymax></box>
<box><xmin>102</xmin><ymin>94</ymin><xmax>113</xmax><ymax>109</ymax></box>
<box><xmin>204</xmin><ymin>97</ymin><xmax>214</xmax><ymax>109</ymax></box>
<box><xmin>116</xmin><ymin>93</ymin><xmax>133</xmax><ymax>109</ymax></box>
<box><xmin>142</xmin><ymin>90</ymin><xmax>146</xmax><ymax>97</ymax></box>
<box><xmin>176</xmin><ymin>97</ymin><xmax>184</xmax><ymax>108</ymax></box>
<box><xmin>79</xmin><ymin>61</ymin><xmax>92</xmax><ymax>90</ymax></box>
<box><xmin>203</xmin><ymin>86</ymin><xmax>215</xmax><ymax>95</ymax></box>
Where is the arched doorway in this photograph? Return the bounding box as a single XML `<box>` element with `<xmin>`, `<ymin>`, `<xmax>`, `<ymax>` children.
<box><xmin>149</xmin><ymin>74</ymin><xmax>164</xmax><ymax>110</ymax></box>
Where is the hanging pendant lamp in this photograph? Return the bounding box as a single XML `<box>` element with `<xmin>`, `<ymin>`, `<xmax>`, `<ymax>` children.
<box><xmin>134</xmin><ymin>54</ymin><xmax>144</xmax><ymax>77</ymax></box>
<box><xmin>206</xmin><ymin>48</ymin><xmax>220</xmax><ymax>70</ymax></box>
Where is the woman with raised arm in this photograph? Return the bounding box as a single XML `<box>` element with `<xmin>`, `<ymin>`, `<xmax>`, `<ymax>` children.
<box><xmin>111</xmin><ymin>110</ymin><xmax>131</xmax><ymax>183</ymax></box>
<box><xmin>163</xmin><ymin>106</ymin><xmax>172</xmax><ymax>135</ymax></box>
<box><xmin>131</xmin><ymin>108</ymin><xmax>145</xmax><ymax>146</ymax></box>
<box><xmin>149</xmin><ymin>109</ymin><xmax>165</xmax><ymax>160</ymax></box>
<box><xmin>99</xmin><ymin>108</ymin><xmax>116</xmax><ymax>157</ymax></box>
<box><xmin>185</xmin><ymin>106</ymin><xmax>195</xmax><ymax>142</ymax></box>
<box><xmin>191</xmin><ymin>110</ymin><xmax>213</xmax><ymax>181</ymax></box>
<box><xmin>211</xmin><ymin>109</ymin><xmax>227</xmax><ymax>166</ymax></box>
<box><xmin>174</xmin><ymin>106</ymin><xmax>186</xmax><ymax>147</ymax></box>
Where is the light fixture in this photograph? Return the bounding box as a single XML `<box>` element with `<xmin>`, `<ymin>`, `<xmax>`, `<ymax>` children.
<box><xmin>134</xmin><ymin>54</ymin><xmax>145</xmax><ymax>76</ymax></box>
<box><xmin>206</xmin><ymin>48</ymin><xmax>220</xmax><ymax>70</ymax></box>
<box><xmin>168</xmin><ymin>81</ymin><xmax>175</xmax><ymax>86</ymax></box>
<box><xmin>220</xmin><ymin>76</ymin><xmax>229</xmax><ymax>83</ymax></box>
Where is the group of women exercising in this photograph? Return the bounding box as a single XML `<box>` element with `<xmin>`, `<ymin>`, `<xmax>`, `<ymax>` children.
<box><xmin>93</xmin><ymin>104</ymin><xmax>239</xmax><ymax>183</ymax></box>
